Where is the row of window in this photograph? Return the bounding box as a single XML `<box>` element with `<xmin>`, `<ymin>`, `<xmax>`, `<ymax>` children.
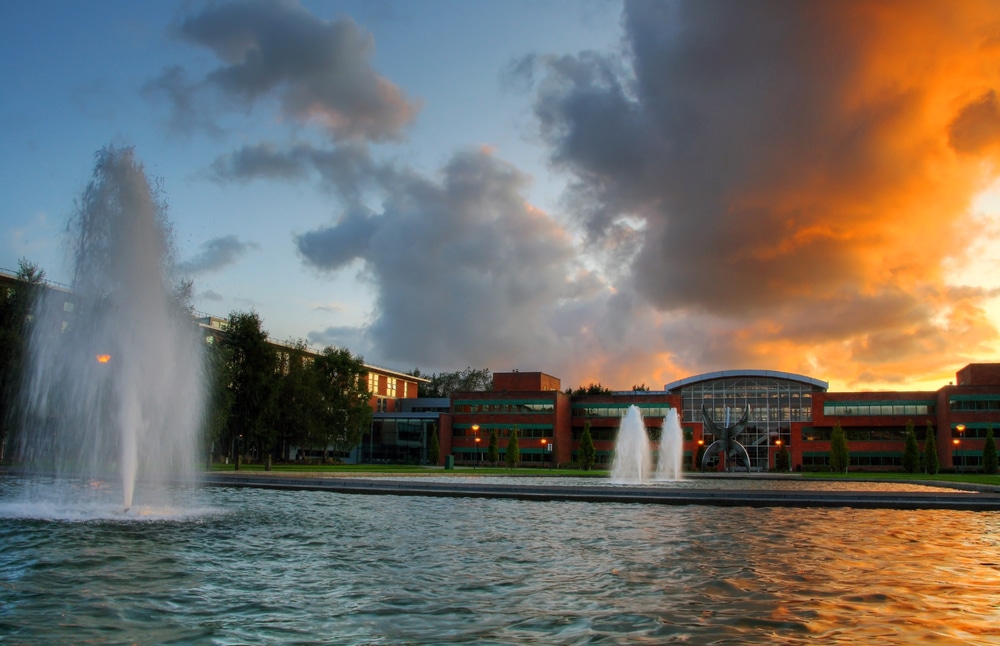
<box><xmin>453</xmin><ymin>426</ymin><xmax>552</xmax><ymax>440</ymax></box>
<box><xmin>949</xmin><ymin>399</ymin><xmax>1000</xmax><ymax>411</ymax></box>
<box><xmin>572</xmin><ymin>405</ymin><xmax>672</xmax><ymax>418</ymax></box>
<box><xmin>822</xmin><ymin>403</ymin><xmax>933</xmax><ymax>417</ymax></box>
<box><xmin>803</xmin><ymin>428</ymin><xmax>920</xmax><ymax>442</ymax></box>
<box><xmin>452</xmin><ymin>401</ymin><xmax>555</xmax><ymax>414</ymax></box>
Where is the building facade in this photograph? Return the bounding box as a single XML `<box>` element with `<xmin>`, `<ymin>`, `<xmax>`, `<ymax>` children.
<box><xmin>425</xmin><ymin>365</ymin><xmax>1000</xmax><ymax>472</ymax></box>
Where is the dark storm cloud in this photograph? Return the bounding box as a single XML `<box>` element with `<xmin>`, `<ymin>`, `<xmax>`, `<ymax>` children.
<box><xmin>178</xmin><ymin>235</ymin><xmax>259</xmax><ymax>276</ymax></box>
<box><xmin>519</xmin><ymin>0</ymin><xmax>1000</xmax><ymax>384</ymax></box>
<box><xmin>296</xmin><ymin>149</ymin><xmax>591</xmax><ymax>370</ymax></box>
<box><xmin>148</xmin><ymin>0</ymin><xmax>418</xmax><ymax>141</ymax></box>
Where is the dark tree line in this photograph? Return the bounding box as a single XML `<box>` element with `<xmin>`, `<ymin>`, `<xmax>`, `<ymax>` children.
<box><xmin>0</xmin><ymin>260</ymin><xmax>45</xmax><ymax>462</ymax></box>
<box><xmin>0</xmin><ymin>261</ymin><xmax>372</xmax><ymax>466</ymax></box>
<box><xmin>413</xmin><ymin>367</ymin><xmax>492</xmax><ymax>398</ymax></box>
<box><xmin>206</xmin><ymin>311</ymin><xmax>372</xmax><ymax>464</ymax></box>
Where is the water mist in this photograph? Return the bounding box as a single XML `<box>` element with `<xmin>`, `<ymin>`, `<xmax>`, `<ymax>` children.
<box><xmin>18</xmin><ymin>146</ymin><xmax>206</xmax><ymax>512</ymax></box>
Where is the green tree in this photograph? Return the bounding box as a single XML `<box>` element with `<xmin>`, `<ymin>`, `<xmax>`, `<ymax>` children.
<box><xmin>428</xmin><ymin>423</ymin><xmax>440</xmax><ymax>465</ymax></box>
<box><xmin>203</xmin><ymin>338</ymin><xmax>234</xmax><ymax>464</ymax></box>
<box><xmin>312</xmin><ymin>346</ymin><xmax>373</xmax><ymax>461</ymax></box>
<box><xmin>829</xmin><ymin>422</ymin><xmax>850</xmax><ymax>473</ymax></box>
<box><xmin>487</xmin><ymin>428</ymin><xmax>499</xmax><ymax>465</ymax></box>
<box><xmin>0</xmin><ymin>259</ymin><xmax>45</xmax><ymax>462</ymax></box>
<box><xmin>566</xmin><ymin>382</ymin><xmax>612</xmax><ymax>396</ymax></box>
<box><xmin>923</xmin><ymin>421</ymin><xmax>939</xmax><ymax>475</ymax></box>
<box><xmin>419</xmin><ymin>367</ymin><xmax>492</xmax><ymax>397</ymax></box>
<box><xmin>505</xmin><ymin>426</ymin><xmax>520</xmax><ymax>469</ymax></box>
<box><xmin>775</xmin><ymin>445</ymin><xmax>790</xmax><ymax>472</ymax></box>
<box><xmin>579</xmin><ymin>421</ymin><xmax>596</xmax><ymax>471</ymax></box>
<box><xmin>982</xmin><ymin>426</ymin><xmax>998</xmax><ymax>475</ymax></box>
<box><xmin>902</xmin><ymin>420</ymin><xmax>920</xmax><ymax>473</ymax></box>
<box><xmin>273</xmin><ymin>339</ymin><xmax>320</xmax><ymax>462</ymax></box>
<box><xmin>222</xmin><ymin>310</ymin><xmax>278</xmax><ymax>463</ymax></box>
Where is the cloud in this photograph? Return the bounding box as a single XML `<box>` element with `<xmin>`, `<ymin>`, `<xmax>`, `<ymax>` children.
<box><xmin>296</xmin><ymin>148</ymin><xmax>599</xmax><ymax>371</ymax></box>
<box><xmin>512</xmin><ymin>0</ymin><xmax>1000</xmax><ymax>387</ymax></box>
<box><xmin>178</xmin><ymin>234</ymin><xmax>259</xmax><ymax>276</ymax></box>
<box><xmin>147</xmin><ymin>0</ymin><xmax>419</xmax><ymax>141</ymax></box>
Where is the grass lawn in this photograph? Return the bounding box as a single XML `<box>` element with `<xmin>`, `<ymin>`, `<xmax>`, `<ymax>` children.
<box><xmin>207</xmin><ymin>463</ymin><xmax>608</xmax><ymax>477</ymax></box>
<box><xmin>802</xmin><ymin>471</ymin><xmax>1000</xmax><ymax>487</ymax></box>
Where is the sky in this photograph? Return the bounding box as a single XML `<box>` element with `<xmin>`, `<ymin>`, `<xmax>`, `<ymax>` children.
<box><xmin>3</xmin><ymin>0</ymin><xmax>1000</xmax><ymax>393</ymax></box>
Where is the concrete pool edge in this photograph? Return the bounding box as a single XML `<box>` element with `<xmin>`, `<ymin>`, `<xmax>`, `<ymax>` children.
<box><xmin>198</xmin><ymin>473</ymin><xmax>1000</xmax><ymax>511</ymax></box>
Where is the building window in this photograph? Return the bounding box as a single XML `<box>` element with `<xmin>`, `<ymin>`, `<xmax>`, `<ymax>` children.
<box><xmin>368</xmin><ymin>373</ymin><xmax>378</xmax><ymax>395</ymax></box>
<box><xmin>387</xmin><ymin>377</ymin><xmax>397</xmax><ymax>398</ymax></box>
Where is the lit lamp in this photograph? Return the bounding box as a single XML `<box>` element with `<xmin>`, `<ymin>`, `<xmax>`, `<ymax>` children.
<box><xmin>775</xmin><ymin>438</ymin><xmax>782</xmax><ymax>471</ymax></box>
<box><xmin>541</xmin><ymin>438</ymin><xmax>549</xmax><ymax>469</ymax></box>
<box><xmin>953</xmin><ymin>437</ymin><xmax>961</xmax><ymax>474</ymax></box>
<box><xmin>96</xmin><ymin>354</ymin><xmax>111</xmax><ymax>364</ymax></box>
<box><xmin>695</xmin><ymin>438</ymin><xmax>705</xmax><ymax>471</ymax></box>
<box><xmin>472</xmin><ymin>424</ymin><xmax>480</xmax><ymax>468</ymax></box>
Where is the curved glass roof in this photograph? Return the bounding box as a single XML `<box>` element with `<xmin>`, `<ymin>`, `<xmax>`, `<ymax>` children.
<box><xmin>663</xmin><ymin>369</ymin><xmax>828</xmax><ymax>393</ymax></box>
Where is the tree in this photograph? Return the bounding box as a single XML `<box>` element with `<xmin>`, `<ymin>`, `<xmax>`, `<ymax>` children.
<box><xmin>579</xmin><ymin>421</ymin><xmax>596</xmax><ymax>471</ymax></box>
<box><xmin>428</xmin><ymin>423</ymin><xmax>440</xmax><ymax>465</ymax></box>
<box><xmin>566</xmin><ymin>382</ymin><xmax>612</xmax><ymax>396</ymax></box>
<box><xmin>923</xmin><ymin>421</ymin><xmax>939</xmax><ymax>475</ymax></box>
<box><xmin>983</xmin><ymin>426</ymin><xmax>998</xmax><ymax>475</ymax></box>
<box><xmin>775</xmin><ymin>445</ymin><xmax>790</xmax><ymax>472</ymax></box>
<box><xmin>829</xmin><ymin>422</ymin><xmax>849</xmax><ymax>473</ymax></box>
<box><xmin>222</xmin><ymin>310</ymin><xmax>278</xmax><ymax>463</ymax></box>
<box><xmin>419</xmin><ymin>367</ymin><xmax>492</xmax><ymax>397</ymax></box>
<box><xmin>487</xmin><ymin>428</ymin><xmax>499</xmax><ymax>466</ymax></box>
<box><xmin>0</xmin><ymin>259</ymin><xmax>45</xmax><ymax>462</ymax></box>
<box><xmin>505</xmin><ymin>426</ymin><xmax>520</xmax><ymax>469</ymax></box>
<box><xmin>902</xmin><ymin>420</ymin><xmax>920</xmax><ymax>473</ymax></box>
<box><xmin>273</xmin><ymin>339</ymin><xmax>320</xmax><ymax>462</ymax></box>
<box><xmin>202</xmin><ymin>338</ymin><xmax>234</xmax><ymax>463</ymax></box>
<box><xmin>312</xmin><ymin>346</ymin><xmax>373</xmax><ymax>461</ymax></box>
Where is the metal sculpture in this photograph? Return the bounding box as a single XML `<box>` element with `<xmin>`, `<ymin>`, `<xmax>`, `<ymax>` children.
<box><xmin>700</xmin><ymin>405</ymin><xmax>753</xmax><ymax>472</ymax></box>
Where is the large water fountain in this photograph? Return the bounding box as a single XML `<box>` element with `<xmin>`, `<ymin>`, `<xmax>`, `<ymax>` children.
<box><xmin>16</xmin><ymin>146</ymin><xmax>206</xmax><ymax>511</ymax></box>
<box><xmin>610</xmin><ymin>405</ymin><xmax>684</xmax><ymax>483</ymax></box>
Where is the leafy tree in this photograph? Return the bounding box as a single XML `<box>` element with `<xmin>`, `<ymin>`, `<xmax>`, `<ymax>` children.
<box><xmin>428</xmin><ymin>423</ymin><xmax>440</xmax><ymax>465</ymax></box>
<box><xmin>631</xmin><ymin>383</ymin><xmax>649</xmax><ymax>392</ymax></box>
<box><xmin>222</xmin><ymin>310</ymin><xmax>278</xmax><ymax>463</ymax></box>
<box><xmin>902</xmin><ymin>420</ymin><xmax>920</xmax><ymax>473</ymax></box>
<box><xmin>419</xmin><ymin>367</ymin><xmax>492</xmax><ymax>397</ymax></box>
<box><xmin>982</xmin><ymin>426</ymin><xmax>998</xmax><ymax>475</ymax></box>
<box><xmin>202</xmin><ymin>338</ymin><xmax>234</xmax><ymax>462</ymax></box>
<box><xmin>775</xmin><ymin>445</ymin><xmax>790</xmax><ymax>472</ymax></box>
<box><xmin>829</xmin><ymin>422</ymin><xmax>849</xmax><ymax>473</ymax></box>
<box><xmin>923</xmin><ymin>421</ymin><xmax>939</xmax><ymax>475</ymax></box>
<box><xmin>312</xmin><ymin>346</ymin><xmax>373</xmax><ymax>461</ymax></box>
<box><xmin>0</xmin><ymin>259</ymin><xmax>45</xmax><ymax>462</ymax></box>
<box><xmin>487</xmin><ymin>428</ymin><xmax>499</xmax><ymax>466</ymax></box>
<box><xmin>579</xmin><ymin>421</ymin><xmax>596</xmax><ymax>471</ymax></box>
<box><xmin>505</xmin><ymin>426</ymin><xmax>520</xmax><ymax>469</ymax></box>
<box><xmin>566</xmin><ymin>382</ymin><xmax>612</xmax><ymax>396</ymax></box>
<box><xmin>273</xmin><ymin>339</ymin><xmax>320</xmax><ymax>462</ymax></box>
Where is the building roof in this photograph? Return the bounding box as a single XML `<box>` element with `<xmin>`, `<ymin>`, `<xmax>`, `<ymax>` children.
<box><xmin>663</xmin><ymin>369</ymin><xmax>828</xmax><ymax>392</ymax></box>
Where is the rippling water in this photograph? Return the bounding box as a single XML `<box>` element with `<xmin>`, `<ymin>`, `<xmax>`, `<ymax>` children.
<box><xmin>2</xmin><ymin>476</ymin><xmax>999</xmax><ymax>645</ymax></box>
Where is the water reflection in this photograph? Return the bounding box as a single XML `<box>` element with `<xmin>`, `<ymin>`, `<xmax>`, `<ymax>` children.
<box><xmin>1</xmin><ymin>478</ymin><xmax>999</xmax><ymax>644</ymax></box>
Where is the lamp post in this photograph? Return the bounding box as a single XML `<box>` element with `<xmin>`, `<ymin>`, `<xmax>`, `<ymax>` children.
<box><xmin>774</xmin><ymin>439</ymin><xmax>782</xmax><ymax>472</ymax></box>
<box><xmin>541</xmin><ymin>438</ymin><xmax>550</xmax><ymax>470</ymax></box>
<box><xmin>953</xmin><ymin>437</ymin><xmax>961</xmax><ymax>473</ymax></box>
<box><xmin>471</xmin><ymin>424</ymin><xmax>480</xmax><ymax>468</ymax></box>
<box><xmin>955</xmin><ymin>424</ymin><xmax>965</xmax><ymax>474</ymax></box>
<box><xmin>696</xmin><ymin>438</ymin><xmax>704</xmax><ymax>471</ymax></box>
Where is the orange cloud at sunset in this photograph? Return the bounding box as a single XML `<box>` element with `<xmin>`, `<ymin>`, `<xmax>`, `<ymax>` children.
<box><xmin>523</xmin><ymin>0</ymin><xmax>1000</xmax><ymax>391</ymax></box>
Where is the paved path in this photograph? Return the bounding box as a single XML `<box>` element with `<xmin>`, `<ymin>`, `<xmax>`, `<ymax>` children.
<box><xmin>202</xmin><ymin>473</ymin><xmax>1000</xmax><ymax>511</ymax></box>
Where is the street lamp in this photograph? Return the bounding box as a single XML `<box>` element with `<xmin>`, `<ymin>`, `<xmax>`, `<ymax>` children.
<box><xmin>953</xmin><ymin>437</ymin><xmax>961</xmax><ymax>473</ymax></box>
<box><xmin>696</xmin><ymin>438</ymin><xmax>705</xmax><ymax>471</ymax></box>
<box><xmin>471</xmin><ymin>424</ymin><xmax>480</xmax><ymax>468</ymax></box>
<box><xmin>541</xmin><ymin>438</ymin><xmax>550</xmax><ymax>470</ymax></box>
<box><xmin>774</xmin><ymin>439</ymin><xmax>782</xmax><ymax>472</ymax></box>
